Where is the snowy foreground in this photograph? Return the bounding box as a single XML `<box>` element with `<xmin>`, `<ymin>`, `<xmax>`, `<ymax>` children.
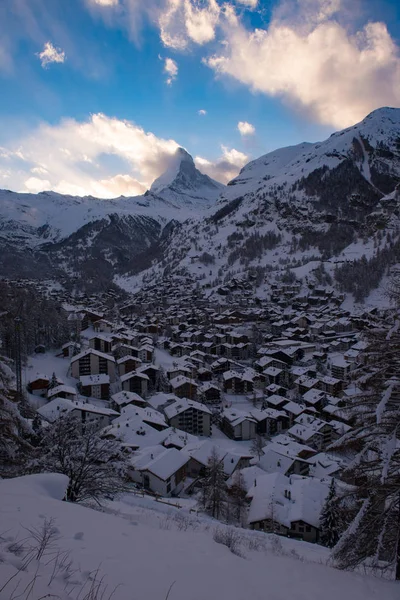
<box><xmin>0</xmin><ymin>474</ymin><xmax>398</xmax><ymax>600</ymax></box>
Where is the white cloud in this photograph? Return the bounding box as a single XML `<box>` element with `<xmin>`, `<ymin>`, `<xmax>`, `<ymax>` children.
<box><xmin>235</xmin><ymin>0</ymin><xmax>258</xmax><ymax>7</ymax></box>
<box><xmin>237</xmin><ymin>121</ymin><xmax>255</xmax><ymax>135</ymax></box>
<box><xmin>204</xmin><ymin>0</ymin><xmax>400</xmax><ymax>127</ymax></box>
<box><xmin>198</xmin><ymin>109</ymin><xmax>207</xmax><ymax>116</ymax></box>
<box><xmin>37</xmin><ymin>41</ymin><xmax>66</xmax><ymax>68</ymax></box>
<box><xmin>0</xmin><ymin>113</ymin><xmax>180</xmax><ymax>199</ymax></box>
<box><xmin>164</xmin><ymin>56</ymin><xmax>178</xmax><ymax>84</ymax></box>
<box><xmin>91</xmin><ymin>0</ymin><xmax>119</xmax><ymax>5</ymax></box>
<box><xmin>159</xmin><ymin>0</ymin><xmax>220</xmax><ymax>50</ymax></box>
<box><xmin>195</xmin><ymin>145</ymin><xmax>249</xmax><ymax>183</ymax></box>
<box><xmin>24</xmin><ymin>177</ymin><xmax>51</xmax><ymax>193</ymax></box>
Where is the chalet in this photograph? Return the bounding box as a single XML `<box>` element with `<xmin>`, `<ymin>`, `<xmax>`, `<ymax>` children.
<box><xmin>281</xmin><ymin>401</ymin><xmax>306</xmax><ymax>425</ymax></box>
<box><xmin>139</xmin><ymin>344</ymin><xmax>154</xmax><ymax>363</ymax></box>
<box><xmin>264</xmin><ymin>394</ymin><xmax>287</xmax><ymax>410</ymax></box>
<box><xmin>117</xmin><ymin>355</ymin><xmax>142</xmax><ymax>376</ymax></box>
<box><xmin>93</xmin><ymin>319</ymin><xmax>114</xmax><ymax>333</ymax></box>
<box><xmin>247</xmin><ymin>473</ymin><xmax>329</xmax><ymax>543</ymax></box>
<box><xmin>139</xmin><ymin>364</ymin><xmax>159</xmax><ymax>386</ymax></box>
<box><xmin>61</xmin><ymin>342</ymin><xmax>80</xmax><ymax>358</ymax></box>
<box><xmin>318</xmin><ymin>376</ymin><xmax>343</xmax><ymax>397</ymax></box>
<box><xmin>220</xmin><ymin>408</ymin><xmax>257</xmax><ymax>441</ymax></box>
<box><xmin>169</xmin><ymin>376</ymin><xmax>198</xmax><ymax>400</ymax></box>
<box><xmin>250</xmin><ymin>408</ymin><xmax>289</xmax><ymax>437</ymax></box>
<box><xmin>79</xmin><ymin>374</ymin><xmax>110</xmax><ymax>401</ymax></box>
<box><xmin>70</xmin><ymin>349</ymin><xmax>116</xmax><ymax>383</ymax></box>
<box><xmin>182</xmin><ymin>441</ymin><xmax>226</xmax><ymax>478</ymax></box>
<box><xmin>111</xmin><ymin>390</ymin><xmax>147</xmax><ymax>411</ymax></box>
<box><xmin>163</xmin><ymin>397</ymin><xmax>211</xmax><ymax>436</ymax></box>
<box><xmin>37</xmin><ymin>398</ymin><xmax>118</xmax><ymax>429</ymax></box>
<box><xmin>330</xmin><ymin>357</ymin><xmax>351</xmax><ymax>381</ymax></box>
<box><xmin>129</xmin><ymin>446</ymin><xmax>189</xmax><ymax>497</ymax></box>
<box><xmin>198</xmin><ymin>382</ymin><xmax>221</xmax><ymax>404</ymax></box>
<box><xmin>88</xmin><ymin>334</ymin><xmax>113</xmax><ymax>355</ymax></box>
<box><xmin>47</xmin><ymin>385</ymin><xmax>77</xmax><ymax>402</ymax></box>
<box><xmin>81</xmin><ymin>310</ymin><xmax>103</xmax><ymax>330</ymax></box>
<box><xmin>120</xmin><ymin>371</ymin><xmax>149</xmax><ymax>397</ymax></box>
<box><xmin>27</xmin><ymin>374</ymin><xmax>50</xmax><ymax>395</ymax></box>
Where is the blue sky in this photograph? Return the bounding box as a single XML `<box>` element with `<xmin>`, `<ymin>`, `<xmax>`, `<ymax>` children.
<box><xmin>0</xmin><ymin>0</ymin><xmax>399</xmax><ymax>198</ymax></box>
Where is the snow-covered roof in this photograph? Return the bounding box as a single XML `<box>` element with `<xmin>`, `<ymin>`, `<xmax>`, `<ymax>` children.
<box><xmin>37</xmin><ymin>398</ymin><xmax>118</xmax><ymax>422</ymax></box>
<box><xmin>247</xmin><ymin>473</ymin><xmax>329</xmax><ymax>528</ymax></box>
<box><xmin>169</xmin><ymin>375</ymin><xmax>198</xmax><ymax>389</ymax></box>
<box><xmin>120</xmin><ymin>370</ymin><xmax>149</xmax><ymax>383</ymax></box>
<box><xmin>71</xmin><ymin>348</ymin><xmax>115</xmax><ymax>363</ymax></box>
<box><xmin>80</xmin><ymin>374</ymin><xmax>110</xmax><ymax>386</ymax></box>
<box><xmin>138</xmin><ymin>448</ymin><xmax>189</xmax><ymax>481</ymax></box>
<box><xmin>111</xmin><ymin>391</ymin><xmax>145</xmax><ymax>406</ymax></box>
<box><xmin>163</xmin><ymin>397</ymin><xmax>211</xmax><ymax>419</ymax></box>
<box><xmin>47</xmin><ymin>385</ymin><xmax>77</xmax><ymax>398</ymax></box>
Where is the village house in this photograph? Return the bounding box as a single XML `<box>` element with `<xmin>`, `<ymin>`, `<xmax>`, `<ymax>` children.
<box><xmin>27</xmin><ymin>374</ymin><xmax>50</xmax><ymax>396</ymax></box>
<box><xmin>220</xmin><ymin>408</ymin><xmax>257</xmax><ymax>441</ymax></box>
<box><xmin>111</xmin><ymin>390</ymin><xmax>147</xmax><ymax>411</ymax></box>
<box><xmin>70</xmin><ymin>348</ymin><xmax>116</xmax><ymax>382</ymax></box>
<box><xmin>169</xmin><ymin>375</ymin><xmax>198</xmax><ymax>400</ymax></box>
<box><xmin>129</xmin><ymin>446</ymin><xmax>189</xmax><ymax>497</ymax></box>
<box><xmin>37</xmin><ymin>398</ymin><xmax>118</xmax><ymax>429</ymax></box>
<box><xmin>88</xmin><ymin>334</ymin><xmax>113</xmax><ymax>355</ymax></box>
<box><xmin>198</xmin><ymin>382</ymin><xmax>221</xmax><ymax>404</ymax></box>
<box><xmin>120</xmin><ymin>371</ymin><xmax>149</xmax><ymax>397</ymax></box>
<box><xmin>247</xmin><ymin>473</ymin><xmax>329</xmax><ymax>543</ymax></box>
<box><xmin>117</xmin><ymin>355</ymin><xmax>143</xmax><ymax>376</ymax></box>
<box><xmin>47</xmin><ymin>384</ymin><xmax>77</xmax><ymax>402</ymax></box>
<box><xmin>162</xmin><ymin>397</ymin><xmax>211</xmax><ymax>436</ymax></box>
<box><xmin>79</xmin><ymin>374</ymin><xmax>110</xmax><ymax>401</ymax></box>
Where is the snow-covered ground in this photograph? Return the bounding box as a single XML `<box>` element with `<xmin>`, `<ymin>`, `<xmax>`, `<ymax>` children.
<box><xmin>1</xmin><ymin>473</ymin><xmax>398</xmax><ymax>600</ymax></box>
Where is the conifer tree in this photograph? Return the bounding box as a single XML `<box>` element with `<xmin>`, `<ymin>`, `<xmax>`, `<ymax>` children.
<box><xmin>319</xmin><ymin>479</ymin><xmax>341</xmax><ymax>548</ymax></box>
<box><xmin>331</xmin><ymin>317</ymin><xmax>400</xmax><ymax>579</ymax></box>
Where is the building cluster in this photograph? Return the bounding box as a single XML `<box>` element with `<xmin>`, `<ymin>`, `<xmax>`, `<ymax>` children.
<box><xmin>25</xmin><ymin>280</ymin><xmax>383</xmax><ymax>544</ymax></box>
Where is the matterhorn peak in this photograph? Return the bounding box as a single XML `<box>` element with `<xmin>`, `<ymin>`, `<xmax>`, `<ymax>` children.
<box><xmin>149</xmin><ymin>147</ymin><xmax>224</xmax><ymax>207</ymax></box>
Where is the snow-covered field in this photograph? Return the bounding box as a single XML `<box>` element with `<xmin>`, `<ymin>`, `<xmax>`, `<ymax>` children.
<box><xmin>0</xmin><ymin>474</ymin><xmax>398</xmax><ymax>600</ymax></box>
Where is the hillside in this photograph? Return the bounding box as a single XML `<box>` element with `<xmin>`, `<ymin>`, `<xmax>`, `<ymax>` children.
<box><xmin>119</xmin><ymin>107</ymin><xmax>400</xmax><ymax>307</ymax></box>
<box><xmin>0</xmin><ymin>473</ymin><xmax>398</xmax><ymax>600</ymax></box>
<box><xmin>1</xmin><ymin>107</ymin><xmax>400</xmax><ymax>304</ymax></box>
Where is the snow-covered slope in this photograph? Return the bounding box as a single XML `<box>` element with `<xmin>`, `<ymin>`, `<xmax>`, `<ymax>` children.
<box><xmin>1</xmin><ymin>473</ymin><xmax>398</xmax><ymax>600</ymax></box>
<box><xmin>150</xmin><ymin>147</ymin><xmax>225</xmax><ymax>206</ymax></box>
<box><xmin>119</xmin><ymin>107</ymin><xmax>400</xmax><ymax>305</ymax></box>
<box><xmin>226</xmin><ymin>106</ymin><xmax>400</xmax><ymax>198</ymax></box>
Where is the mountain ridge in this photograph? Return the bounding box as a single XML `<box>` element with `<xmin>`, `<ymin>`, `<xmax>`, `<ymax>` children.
<box><xmin>1</xmin><ymin>107</ymin><xmax>400</xmax><ymax>302</ymax></box>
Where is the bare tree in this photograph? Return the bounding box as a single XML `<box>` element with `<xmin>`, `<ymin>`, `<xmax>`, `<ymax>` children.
<box><xmin>34</xmin><ymin>413</ymin><xmax>130</xmax><ymax>503</ymax></box>
<box><xmin>200</xmin><ymin>447</ymin><xmax>226</xmax><ymax>519</ymax></box>
<box><xmin>228</xmin><ymin>470</ymin><xmax>248</xmax><ymax>526</ymax></box>
<box><xmin>251</xmin><ymin>435</ymin><xmax>265</xmax><ymax>460</ymax></box>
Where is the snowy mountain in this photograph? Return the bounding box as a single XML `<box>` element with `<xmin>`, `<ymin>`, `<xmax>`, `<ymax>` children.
<box><xmin>119</xmin><ymin>107</ymin><xmax>400</xmax><ymax>306</ymax></box>
<box><xmin>1</xmin><ymin>107</ymin><xmax>400</xmax><ymax>301</ymax></box>
<box><xmin>150</xmin><ymin>147</ymin><xmax>225</xmax><ymax>206</ymax></box>
<box><xmin>0</xmin><ymin>151</ymin><xmax>224</xmax><ymax>286</ymax></box>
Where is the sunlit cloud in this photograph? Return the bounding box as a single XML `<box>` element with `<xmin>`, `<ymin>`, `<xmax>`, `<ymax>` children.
<box><xmin>164</xmin><ymin>56</ymin><xmax>178</xmax><ymax>84</ymax></box>
<box><xmin>159</xmin><ymin>0</ymin><xmax>220</xmax><ymax>50</ymax></box>
<box><xmin>237</xmin><ymin>121</ymin><xmax>255</xmax><ymax>135</ymax></box>
<box><xmin>204</xmin><ymin>0</ymin><xmax>400</xmax><ymax>127</ymax></box>
<box><xmin>195</xmin><ymin>145</ymin><xmax>248</xmax><ymax>183</ymax></box>
<box><xmin>0</xmin><ymin>114</ymin><xmax>180</xmax><ymax>198</ymax></box>
<box><xmin>37</xmin><ymin>41</ymin><xmax>66</xmax><ymax>68</ymax></box>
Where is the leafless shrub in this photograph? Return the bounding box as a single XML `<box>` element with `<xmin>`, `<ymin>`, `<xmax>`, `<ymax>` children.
<box><xmin>213</xmin><ymin>526</ymin><xmax>242</xmax><ymax>556</ymax></box>
<box><xmin>23</xmin><ymin>518</ymin><xmax>60</xmax><ymax>561</ymax></box>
